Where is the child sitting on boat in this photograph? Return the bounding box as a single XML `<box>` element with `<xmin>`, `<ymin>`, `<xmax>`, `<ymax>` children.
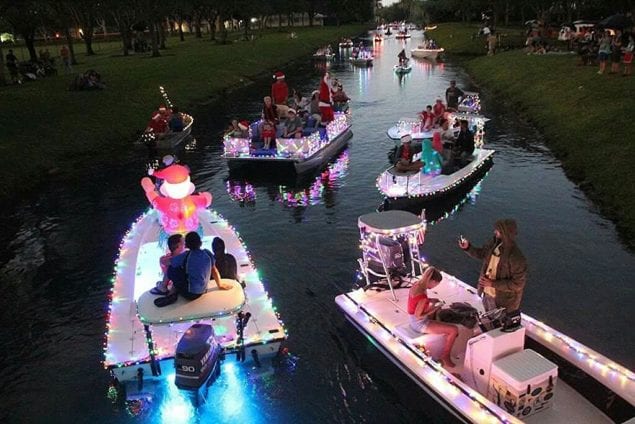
<box><xmin>419</xmin><ymin>105</ymin><xmax>434</xmax><ymax>131</ymax></box>
<box><xmin>225</xmin><ymin>119</ymin><xmax>250</xmax><ymax>138</ymax></box>
<box><xmin>395</xmin><ymin>134</ymin><xmax>423</xmax><ymax>172</ymax></box>
<box><xmin>283</xmin><ymin>109</ymin><xmax>303</xmax><ymax>138</ymax></box>
<box><xmin>408</xmin><ymin>266</ymin><xmax>459</xmax><ymax>369</ymax></box>
<box><xmin>262</xmin><ymin>120</ymin><xmax>276</xmax><ymax>149</ymax></box>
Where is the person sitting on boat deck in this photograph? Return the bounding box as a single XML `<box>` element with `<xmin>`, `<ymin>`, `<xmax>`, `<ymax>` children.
<box><xmin>289</xmin><ymin>89</ymin><xmax>309</xmax><ymax>114</ymax></box>
<box><xmin>158</xmin><ymin>232</ymin><xmax>232</xmax><ymax>306</ymax></box>
<box><xmin>458</xmin><ymin>219</ymin><xmax>527</xmax><ymax>313</ymax></box>
<box><xmin>262</xmin><ymin>120</ymin><xmax>276</xmax><ymax>149</ymax></box>
<box><xmin>309</xmin><ymin>90</ymin><xmax>322</xmax><ymax>127</ymax></box>
<box><xmin>168</xmin><ymin>107</ymin><xmax>184</xmax><ymax>132</ymax></box>
<box><xmin>419</xmin><ymin>105</ymin><xmax>435</xmax><ymax>131</ymax></box>
<box><xmin>395</xmin><ymin>134</ymin><xmax>423</xmax><ymax>173</ymax></box>
<box><xmin>146</xmin><ymin>106</ymin><xmax>170</xmax><ymax>134</ymax></box>
<box><xmin>439</xmin><ymin>118</ymin><xmax>457</xmax><ymax>161</ymax></box>
<box><xmin>225</xmin><ymin>119</ymin><xmax>241</xmax><ymax>137</ymax></box>
<box><xmin>262</xmin><ymin>96</ymin><xmax>279</xmax><ymax>124</ymax></box>
<box><xmin>445</xmin><ymin>80</ymin><xmax>464</xmax><ymax>110</ymax></box>
<box><xmin>272</xmin><ymin>71</ymin><xmax>289</xmax><ymax>118</ymax></box>
<box><xmin>283</xmin><ymin>109</ymin><xmax>303</xmax><ymax>138</ymax></box>
<box><xmin>432</xmin><ymin>98</ymin><xmax>447</xmax><ymax>125</ymax></box>
<box><xmin>332</xmin><ymin>84</ymin><xmax>351</xmax><ymax>104</ymax></box>
<box><xmin>212</xmin><ymin>237</ymin><xmax>238</xmax><ymax>281</ymax></box>
<box><xmin>150</xmin><ymin>233</ymin><xmax>186</xmax><ymax>295</ymax></box>
<box><xmin>398</xmin><ymin>48</ymin><xmax>408</xmax><ymax>66</ymax></box>
<box><xmin>453</xmin><ymin>120</ymin><xmax>475</xmax><ymax>166</ymax></box>
<box><xmin>408</xmin><ymin>266</ymin><xmax>459</xmax><ymax>369</ymax></box>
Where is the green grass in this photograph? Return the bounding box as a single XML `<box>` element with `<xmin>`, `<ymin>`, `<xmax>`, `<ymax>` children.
<box><xmin>0</xmin><ymin>25</ymin><xmax>365</xmax><ymax>198</ymax></box>
<box><xmin>432</xmin><ymin>23</ymin><xmax>635</xmax><ymax>248</ymax></box>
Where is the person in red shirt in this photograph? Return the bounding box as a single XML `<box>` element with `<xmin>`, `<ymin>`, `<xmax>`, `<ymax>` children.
<box><xmin>145</xmin><ymin>105</ymin><xmax>170</xmax><ymax>134</ymax></box>
<box><xmin>271</xmin><ymin>71</ymin><xmax>289</xmax><ymax>117</ymax></box>
<box><xmin>394</xmin><ymin>134</ymin><xmax>423</xmax><ymax>172</ymax></box>
<box><xmin>419</xmin><ymin>104</ymin><xmax>434</xmax><ymax>131</ymax></box>
<box><xmin>432</xmin><ymin>98</ymin><xmax>447</xmax><ymax>125</ymax></box>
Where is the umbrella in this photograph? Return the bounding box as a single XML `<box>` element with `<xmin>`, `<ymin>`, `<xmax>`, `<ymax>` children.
<box><xmin>598</xmin><ymin>14</ymin><xmax>633</xmax><ymax>30</ymax></box>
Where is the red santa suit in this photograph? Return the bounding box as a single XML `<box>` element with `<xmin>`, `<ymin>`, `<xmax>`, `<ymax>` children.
<box><xmin>141</xmin><ymin>164</ymin><xmax>212</xmax><ymax>234</ymax></box>
<box><xmin>271</xmin><ymin>71</ymin><xmax>289</xmax><ymax>105</ymax></box>
<box><xmin>146</xmin><ymin>108</ymin><xmax>169</xmax><ymax>133</ymax></box>
<box><xmin>319</xmin><ymin>74</ymin><xmax>335</xmax><ymax>123</ymax></box>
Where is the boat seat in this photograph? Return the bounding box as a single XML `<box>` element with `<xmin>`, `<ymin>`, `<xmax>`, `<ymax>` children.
<box><xmin>394</xmin><ymin>322</ymin><xmax>446</xmax><ymax>359</ymax></box>
<box><xmin>137</xmin><ymin>279</ymin><xmax>245</xmax><ymax>325</ymax></box>
<box><xmin>386</xmin><ymin>167</ymin><xmax>418</xmax><ymax>177</ymax></box>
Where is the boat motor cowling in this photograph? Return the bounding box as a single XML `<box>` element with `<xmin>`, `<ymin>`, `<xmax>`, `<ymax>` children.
<box><xmin>174</xmin><ymin>324</ymin><xmax>221</xmax><ymax>391</ymax></box>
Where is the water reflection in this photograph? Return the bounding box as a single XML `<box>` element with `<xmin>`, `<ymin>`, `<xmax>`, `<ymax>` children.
<box><xmin>226</xmin><ymin>149</ymin><xmax>350</xmax><ymax>210</ymax></box>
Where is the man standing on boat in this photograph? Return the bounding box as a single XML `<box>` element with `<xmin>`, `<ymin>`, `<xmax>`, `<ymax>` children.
<box><xmin>272</xmin><ymin>71</ymin><xmax>289</xmax><ymax>118</ymax></box>
<box><xmin>445</xmin><ymin>80</ymin><xmax>464</xmax><ymax>110</ymax></box>
<box><xmin>458</xmin><ymin>219</ymin><xmax>527</xmax><ymax>313</ymax></box>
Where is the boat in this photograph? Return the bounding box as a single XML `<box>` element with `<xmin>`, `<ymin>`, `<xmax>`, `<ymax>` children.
<box><xmin>350</xmin><ymin>56</ymin><xmax>374</xmax><ymax>67</ymax></box>
<box><xmin>339</xmin><ymin>40</ymin><xmax>354</xmax><ymax>48</ymax></box>
<box><xmin>395</xmin><ymin>32</ymin><xmax>411</xmax><ymax>40</ymax></box>
<box><xmin>222</xmin><ymin>112</ymin><xmax>353</xmax><ymax>174</ymax></box>
<box><xmin>394</xmin><ymin>64</ymin><xmax>413</xmax><ymax>74</ymax></box>
<box><xmin>104</xmin><ymin>198</ymin><xmax>286</xmax><ymax>407</ymax></box>
<box><xmin>313</xmin><ymin>52</ymin><xmax>335</xmax><ymax>61</ymax></box>
<box><xmin>376</xmin><ymin>148</ymin><xmax>495</xmax><ymax>206</ymax></box>
<box><xmin>387</xmin><ymin>113</ymin><xmax>489</xmax><ymax>144</ymax></box>
<box><xmin>411</xmin><ymin>47</ymin><xmax>445</xmax><ymax>60</ymax></box>
<box><xmin>335</xmin><ymin>210</ymin><xmax>635</xmax><ymax>424</ymax></box>
<box><xmin>457</xmin><ymin>91</ymin><xmax>482</xmax><ymax>114</ymax></box>
<box><xmin>374</xmin><ymin>35</ymin><xmax>383</xmax><ymax>43</ymax></box>
<box><xmin>150</xmin><ymin>114</ymin><xmax>194</xmax><ymax>149</ymax></box>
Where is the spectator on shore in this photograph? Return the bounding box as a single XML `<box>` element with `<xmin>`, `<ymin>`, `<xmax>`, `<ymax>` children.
<box><xmin>5</xmin><ymin>49</ymin><xmax>20</xmax><ymax>84</ymax></box>
<box><xmin>610</xmin><ymin>33</ymin><xmax>623</xmax><ymax>74</ymax></box>
<box><xmin>487</xmin><ymin>31</ymin><xmax>497</xmax><ymax>56</ymax></box>
<box><xmin>597</xmin><ymin>31</ymin><xmax>611</xmax><ymax>74</ymax></box>
<box><xmin>60</xmin><ymin>45</ymin><xmax>72</xmax><ymax>73</ymax></box>
<box><xmin>623</xmin><ymin>35</ymin><xmax>634</xmax><ymax>76</ymax></box>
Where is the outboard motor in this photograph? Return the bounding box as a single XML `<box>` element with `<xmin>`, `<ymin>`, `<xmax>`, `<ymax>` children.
<box><xmin>174</xmin><ymin>324</ymin><xmax>222</xmax><ymax>404</ymax></box>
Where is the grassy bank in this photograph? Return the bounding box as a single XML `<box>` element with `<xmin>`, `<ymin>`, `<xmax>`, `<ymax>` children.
<box><xmin>432</xmin><ymin>23</ymin><xmax>635</xmax><ymax>248</ymax></box>
<box><xmin>0</xmin><ymin>25</ymin><xmax>365</xmax><ymax>199</ymax></box>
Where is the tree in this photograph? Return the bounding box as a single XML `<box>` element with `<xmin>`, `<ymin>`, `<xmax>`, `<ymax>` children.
<box><xmin>1</xmin><ymin>0</ymin><xmax>45</xmax><ymax>61</ymax></box>
<box><xmin>68</xmin><ymin>0</ymin><xmax>103</xmax><ymax>55</ymax></box>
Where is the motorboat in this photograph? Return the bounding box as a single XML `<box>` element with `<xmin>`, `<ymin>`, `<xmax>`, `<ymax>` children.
<box><xmin>339</xmin><ymin>39</ymin><xmax>354</xmax><ymax>48</ymax></box>
<box><xmin>222</xmin><ymin>112</ymin><xmax>353</xmax><ymax>174</ymax></box>
<box><xmin>457</xmin><ymin>92</ymin><xmax>482</xmax><ymax>114</ymax></box>
<box><xmin>335</xmin><ymin>210</ymin><xmax>635</xmax><ymax>423</ymax></box>
<box><xmin>350</xmin><ymin>56</ymin><xmax>374</xmax><ymax>67</ymax></box>
<box><xmin>376</xmin><ymin>148</ymin><xmax>495</xmax><ymax>206</ymax></box>
<box><xmin>104</xmin><ymin>205</ymin><xmax>286</xmax><ymax>407</ymax></box>
<box><xmin>411</xmin><ymin>47</ymin><xmax>445</xmax><ymax>60</ymax></box>
<box><xmin>387</xmin><ymin>113</ymin><xmax>489</xmax><ymax>145</ymax></box>
<box><xmin>374</xmin><ymin>35</ymin><xmax>383</xmax><ymax>43</ymax></box>
<box><xmin>395</xmin><ymin>31</ymin><xmax>411</xmax><ymax>40</ymax></box>
<box><xmin>141</xmin><ymin>114</ymin><xmax>194</xmax><ymax>149</ymax></box>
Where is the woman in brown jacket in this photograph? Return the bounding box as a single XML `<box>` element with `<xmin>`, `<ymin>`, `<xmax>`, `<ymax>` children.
<box><xmin>458</xmin><ymin>219</ymin><xmax>527</xmax><ymax>312</ymax></box>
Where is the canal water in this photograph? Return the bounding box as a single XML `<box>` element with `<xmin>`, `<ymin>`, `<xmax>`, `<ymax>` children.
<box><xmin>0</xmin><ymin>32</ymin><xmax>633</xmax><ymax>423</ymax></box>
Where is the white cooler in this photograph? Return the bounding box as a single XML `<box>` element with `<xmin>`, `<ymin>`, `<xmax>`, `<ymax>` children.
<box><xmin>488</xmin><ymin>349</ymin><xmax>558</xmax><ymax>419</ymax></box>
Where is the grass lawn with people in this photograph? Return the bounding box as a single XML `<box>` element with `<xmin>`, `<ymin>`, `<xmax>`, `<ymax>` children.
<box><xmin>432</xmin><ymin>22</ymin><xmax>635</xmax><ymax>248</ymax></box>
<box><xmin>0</xmin><ymin>25</ymin><xmax>365</xmax><ymax>200</ymax></box>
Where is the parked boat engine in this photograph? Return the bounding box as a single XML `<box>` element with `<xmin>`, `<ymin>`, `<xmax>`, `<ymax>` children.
<box><xmin>174</xmin><ymin>324</ymin><xmax>222</xmax><ymax>404</ymax></box>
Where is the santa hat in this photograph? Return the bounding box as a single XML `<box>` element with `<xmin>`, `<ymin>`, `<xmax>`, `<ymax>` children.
<box><xmin>274</xmin><ymin>71</ymin><xmax>285</xmax><ymax>80</ymax></box>
<box><xmin>238</xmin><ymin>120</ymin><xmax>249</xmax><ymax>130</ymax></box>
<box><xmin>153</xmin><ymin>164</ymin><xmax>195</xmax><ymax>197</ymax></box>
<box><xmin>400</xmin><ymin>134</ymin><xmax>413</xmax><ymax>144</ymax></box>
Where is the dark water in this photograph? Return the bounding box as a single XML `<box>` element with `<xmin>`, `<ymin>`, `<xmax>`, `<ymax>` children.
<box><xmin>1</xmin><ymin>32</ymin><xmax>633</xmax><ymax>423</ymax></box>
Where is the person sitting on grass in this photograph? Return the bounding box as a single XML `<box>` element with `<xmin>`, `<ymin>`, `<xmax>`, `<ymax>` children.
<box><xmin>155</xmin><ymin>232</ymin><xmax>231</xmax><ymax>307</ymax></box>
<box><xmin>408</xmin><ymin>266</ymin><xmax>459</xmax><ymax>369</ymax></box>
<box><xmin>150</xmin><ymin>233</ymin><xmax>185</xmax><ymax>295</ymax></box>
<box><xmin>395</xmin><ymin>134</ymin><xmax>423</xmax><ymax>173</ymax></box>
<box><xmin>283</xmin><ymin>109</ymin><xmax>303</xmax><ymax>138</ymax></box>
<box><xmin>168</xmin><ymin>107</ymin><xmax>184</xmax><ymax>132</ymax></box>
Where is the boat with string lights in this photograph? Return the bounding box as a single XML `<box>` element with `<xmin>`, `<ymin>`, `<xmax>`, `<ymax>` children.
<box><xmin>139</xmin><ymin>86</ymin><xmax>194</xmax><ymax>149</ymax></box>
<box><xmin>411</xmin><ymin>47</ymin><xmax>445</xmax><ymax>61</ymax></box>
<box><xmin>103</xmin><ymin>166</ymin><xmax>286</xmax><ymax>408</ymax></box>
<box><xmin>394</xmin><ymin>63</ymin><xmax>413</xmax><ymax>74</ymax></box>
<box><xmin>222</xmin><ymin>112</ymin><xmax>352</xmax><ymax>174</ymax></box>
<box><xmin>395</xmin><ymin>31</ymin><xmax>412</xmax><ymax>40</ymax></box>
<box><xmin>335</xmin><ymin>210</ymin><xmax>635</xmax><ymax>424</ymax></box>
<box><xmin>350</xmin><ymin>53</ymin><xmax>374</xmax><ymax>67</ymax></box>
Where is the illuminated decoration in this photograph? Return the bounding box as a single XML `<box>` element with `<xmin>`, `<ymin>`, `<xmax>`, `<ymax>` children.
<box><xmin>141</xmin><ymin>164</ymin><xmax>212</xmax><ymax>234</ymax></box>
<box><xmin>159</xmin><ymin>85</ymin><xmax>173</xmax><ymax>109</ymax></box>
<box><xmin>377</xmin><ymin>149</ymin><xmax>494</xmax><ymax>201</ymax></box>
<box><xmin>457</xmin><ymin>91</ymin><xmax>481</xmax><ymax>114</ymax></box>
<box><xmin>222</xmin><ymin>112</ymin><xmax>351</xmax><ymax>161</ymax></box>
<box><xmin>226</xmin><ymin>181</ymin><xmax>256</xmax><ymax>204</ymax></box>
<box><xmin>103</xmin><ymin>206</ymin><xmax>287</xmax><ymax>374</ymax></box>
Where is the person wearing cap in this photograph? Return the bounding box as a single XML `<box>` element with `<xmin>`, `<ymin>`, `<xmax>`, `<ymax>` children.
<box><xmin>459</xmin><ymin>219</ymin><xmax>527</xmax><ymax>313</ymax></box>
<box><xmin>445</xmin><ymin>80</ymin><xmax>464</xmax><ymax>110</ymax></box>
<box><xmin>272</xmin><ymin>71</ymin><xmax>289</xmax><ymax>118</ymax></box>
<box><xmin>283</xmin><ymin>109</ymin><xmax>303</xmax><ymax>138</ymax></box>
<box><xmin>395</xmin><ymin>134</ymin><xmax>423</xmax><ymax>172</ymax></box>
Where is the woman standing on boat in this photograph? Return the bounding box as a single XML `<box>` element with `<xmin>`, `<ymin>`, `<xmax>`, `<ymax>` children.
<box><xmin>408</xmin><ymin>266</ymin><xmax>459</xmax><ymax>369</ymax></box>
<box><xmin>458</xmin><ymin>219</ymin><xmax>527</xmax><ymax>313</ymax></box>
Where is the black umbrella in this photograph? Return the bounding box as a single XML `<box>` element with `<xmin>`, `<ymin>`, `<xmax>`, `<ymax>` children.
<box><xmin>598</xmin><ymin>14</ymin><xmax>633</xmax><ymax>30</ymax></box>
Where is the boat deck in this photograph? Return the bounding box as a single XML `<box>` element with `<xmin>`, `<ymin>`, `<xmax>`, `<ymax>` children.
<box><xmin>336</xmin><ymin>272</ymin><xmax>617</xmax><ymax>423</ymax></box>
<box><xmin>104</xmin><ymin>210</ymin><xmax>285</xmax><ymax>377</ymax></box>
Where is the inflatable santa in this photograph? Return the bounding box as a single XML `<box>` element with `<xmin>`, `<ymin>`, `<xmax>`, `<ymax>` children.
<box><xmin>319</xmin><ymin>72</ymin><xmax>335</xmax><ymax>124</ymax></box>
<box><xmin>140</xmin><ymin>164</ymin><xmax>212</xmax><ymax>234</ymax></box>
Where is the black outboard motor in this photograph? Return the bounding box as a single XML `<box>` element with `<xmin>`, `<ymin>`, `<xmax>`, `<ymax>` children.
<box><xmin>174</xmin><ymin>324</ymin><xmax>222</xmax><ymax>404</ymax></box>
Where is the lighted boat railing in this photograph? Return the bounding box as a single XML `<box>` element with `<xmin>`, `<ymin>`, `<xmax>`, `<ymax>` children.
<box><xmin>223</xmin><ymin>112</ymin><xmax>350</xmax><ymax>159</ymax></box>
<box><xmin>457</xmin><ymin>92</ymin><xmax>481</xmax><ymax>114</ymax></box>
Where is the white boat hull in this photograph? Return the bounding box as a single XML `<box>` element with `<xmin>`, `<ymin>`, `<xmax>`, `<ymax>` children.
<box><xmin>411</xmin><ymin>48</ymin><xmax>444</xmax><ymax>60</ymax></box>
